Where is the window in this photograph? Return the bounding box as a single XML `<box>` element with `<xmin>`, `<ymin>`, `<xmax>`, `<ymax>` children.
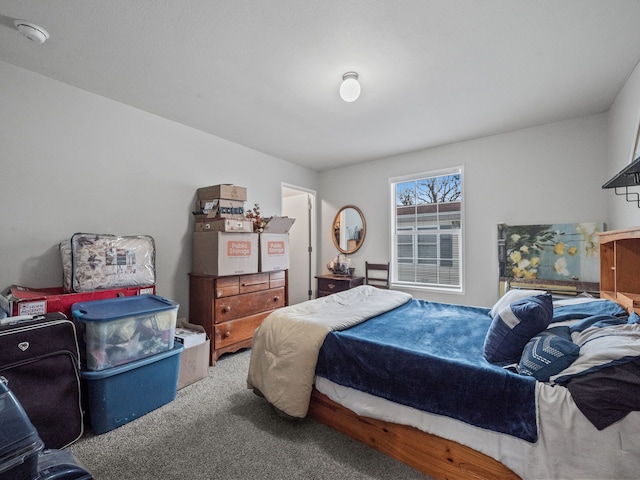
<box><xmin>390</xmin><ymin>167</ymin><xmax>463</xmax><ymax>292</ymax></box>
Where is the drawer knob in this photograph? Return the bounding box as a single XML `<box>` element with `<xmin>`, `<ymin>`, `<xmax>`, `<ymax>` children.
<box><xmin>223</xmin><ymin>331</ymin><xmax>231</xmax><ymax>338</ymax></box>
<box><xmin>328</xmin><ymin>283</ymin><xmax>336</xmax><ymax>289</ymax></box>
<box><xmin>273</xmin><ymin>295</ymin><xmax>280</xmax><ymax>302</ymax></box>
<box><xmin>223</xmin><ymin>306</ymin><xmax>231</xmax><ymax>313</ymax></box>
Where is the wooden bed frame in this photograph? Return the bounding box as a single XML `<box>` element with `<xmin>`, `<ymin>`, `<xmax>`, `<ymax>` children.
<box><xmin>308</xmin><ymin>388</ymin><xmax>520</xmax><ymax>480</ymax></box>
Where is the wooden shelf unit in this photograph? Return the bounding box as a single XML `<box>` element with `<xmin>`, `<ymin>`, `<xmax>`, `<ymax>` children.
<box><xmin>599</xmin><ymin>226</ymin><xmax>640</xmax><ymax>314</ymax></box>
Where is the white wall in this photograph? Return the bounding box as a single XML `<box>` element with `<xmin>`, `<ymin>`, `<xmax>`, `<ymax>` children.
<box><xmin>606</xmin><ymin>60</ymin><xmax>640</xmax><ymax>229</ymax></box>
<box><xmin>319</xmin><ymin>114</ymin><xmax>610</xmax><ymax>308</ymax></box>
<box><xmin>0</xmin><ymin>61</ymin><xmax>318</xmax><ymax>317</ymax></box>
<box><xmin>5</xmin><ymin>56</ymin><xmax>638</xmax><ymax>314</ymax></box>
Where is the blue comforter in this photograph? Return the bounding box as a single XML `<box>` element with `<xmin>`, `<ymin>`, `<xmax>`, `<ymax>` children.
<box><xmin>315</xmin><ymin>299</ymin><xmax>539</xmax><ymax>442</ymax></box>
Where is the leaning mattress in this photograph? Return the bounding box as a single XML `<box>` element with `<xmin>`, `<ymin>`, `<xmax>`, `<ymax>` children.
<box><xmin>60</xmin><ymin>233</ymin><xmax>156</xmax><ymax>292</ymax></box>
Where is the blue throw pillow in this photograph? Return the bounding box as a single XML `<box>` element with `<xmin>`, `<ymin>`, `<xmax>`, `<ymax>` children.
<box><xmin>483</xmin><ymin>293</ymin><xmax>553</xmax><ymax>365</ymax></box>
<box><xmin>518</xmin><ymin>326</ymin><xmax>579</xmax><ymax>382</ymax></box>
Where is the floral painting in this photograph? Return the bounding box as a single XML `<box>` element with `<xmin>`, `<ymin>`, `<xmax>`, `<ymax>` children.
<box><xmin>498</xmin><ymin>223</ymin><xmax>602</xmax><ymax>283</ymax></box>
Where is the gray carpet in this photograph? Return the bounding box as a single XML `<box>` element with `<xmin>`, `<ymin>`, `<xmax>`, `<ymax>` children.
<box><xmin>70</xmin><ymin>349</ymin><xmax>432</xmax><ymax>480</ymax></box>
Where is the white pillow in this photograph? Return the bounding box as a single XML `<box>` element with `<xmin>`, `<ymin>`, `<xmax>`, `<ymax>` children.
<box><xmin>490</xmin><ymin>289</ymin><xmax>546</xmax><ymax>318</ymax></box>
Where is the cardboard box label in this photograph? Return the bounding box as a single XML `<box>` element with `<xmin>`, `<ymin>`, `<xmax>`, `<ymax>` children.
<box><xmin>18</xmin><ymin>300</ymin><xmax>46</xmax><ymax>316</ymax></box>
<box><xmin>227</xmin><ymin>241</ymin><xmax>252</xmax><ymax>257</ymax></box>
<box><xmin>267</xmin><ymin>240</ymin><xmax>286</xmax><ymax>256</ymax></box>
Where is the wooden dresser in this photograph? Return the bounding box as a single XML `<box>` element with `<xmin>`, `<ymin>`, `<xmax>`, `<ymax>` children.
<box><xmin>599</xmin><ymin>226</ymin><xmax>640</xmax><ymax>314</ymax></box>
<box><xmin>189</xmin><ymin>270</ymin><xmax>287</xmax><ymax>365</ymax></box>
<box><xmin>316</xmin><ymin>274</ymin><xmax>364</xmax><ymax>297</ymax></box>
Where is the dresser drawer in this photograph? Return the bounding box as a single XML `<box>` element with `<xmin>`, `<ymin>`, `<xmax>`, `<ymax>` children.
<box><xmin>215</xmin><ymin>287</ymin><xmax>285</xmax><ymax>323</ymax></box>
<box><xmin>214</xmin><ymin>311</ymin><xmax>272</xmax><ymax>349</ymax></box>
<box><xmin>316</xmin><ymin>278</ymin><xmax>348</xmax><ymax>294</ymax></box>
<box><xmin>239</xmin><ymin>273</ymin><xmax>271</xmax><ymax>294</ymax></box>
<box><xmin>269</xmin><ymin>270</ymin><xmax>286</xmax><ymax>289</ymax></box>
<box><xmin>215</xmin><ymin>276</ymin><xmax>240</xmax><ymax>298</ymax></box>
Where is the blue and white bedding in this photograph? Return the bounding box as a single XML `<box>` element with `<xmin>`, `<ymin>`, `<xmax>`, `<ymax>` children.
<box><xmin>315</xmin><ymin>294</ymin><xmax>640</xmax><ymax>442</ymax></box>
<box><xmin>315</xmin><ymin>299</ymin><xmax>539</xmax><ymax>442</ymax></box>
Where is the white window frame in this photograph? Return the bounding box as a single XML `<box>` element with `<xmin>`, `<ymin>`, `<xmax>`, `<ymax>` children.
<box><xmin>389</xmin><ymin>166</ymin><xmax>465</xmax><ymax>294</ymax></box>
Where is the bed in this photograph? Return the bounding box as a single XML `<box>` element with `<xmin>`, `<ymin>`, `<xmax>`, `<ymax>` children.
<box><xmin>247</xmin><ymin>287</ymin><xmax>640</xmax><ymax>479</ymax></box>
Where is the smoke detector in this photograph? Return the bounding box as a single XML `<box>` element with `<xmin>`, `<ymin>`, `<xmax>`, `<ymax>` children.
<box><xmin>14</xmin><ymin>20</ymin><xmax>50</xmax><ymax>44</ymax></box>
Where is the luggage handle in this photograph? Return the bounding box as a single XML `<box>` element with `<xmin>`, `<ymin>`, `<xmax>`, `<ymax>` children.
<box><xmin>0</xmin><ymin>314</ymin><xmax>39</xmax><ymax>326</ymax></box>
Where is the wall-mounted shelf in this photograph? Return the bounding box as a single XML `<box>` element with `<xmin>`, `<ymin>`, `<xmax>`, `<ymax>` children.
<box><xmin>603</xmin><ymin>156</ymin><xmax>640</xmax><ymax>207</ymax></box>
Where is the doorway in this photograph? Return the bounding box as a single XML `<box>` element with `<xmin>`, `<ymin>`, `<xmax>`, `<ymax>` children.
<box><xmin>281</xmin><ymin>184</ymin><xmax>316</xmax><ymax>304</ymax></box>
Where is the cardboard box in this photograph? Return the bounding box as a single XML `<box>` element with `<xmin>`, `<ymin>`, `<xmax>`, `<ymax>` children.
<box><xmin>175</xmin><ymin>319</ymin><xmax>209</xmax><ymax>390</ymax></box>
<box><xmin>259</xmin><ymin>233</ymin><xmax>290</xmax><ymax>271</ymax></box>
<box><xmin>262</xmin><ymin>216</ymin><xmax>296</xmax><ymax>234</ymax></box>
<box><xmin>195</xmin><ymin>199</ymin><xmax>245</xmax><ymax>218</ymax></box>
<box><xmin>197</xmin><ymin>184</ymin><xmax>247</xmax><ymax>202</ymax></box>
<box><xmin>258</xmin><ymin>217</ymin><xmax>295</xmax><ymax>272</ymax></box>
<box><xmin>192</xmin><ymin>231</ymin><xmax>259</xmax><ymax>276</ymax></box>
<box><xmin>194</xmin><ymin>216</ymin><xmax>253</xmax><ymax>233</ymax></box>
<box><xmin>0</xmin><ymin>284</ymin><xmax>156</xmax><ymax>317</ymax></box>
<box><xmin>175</xmin><ymin>325</ymin><xmax>207</xmax><ymax>349</ymax></box>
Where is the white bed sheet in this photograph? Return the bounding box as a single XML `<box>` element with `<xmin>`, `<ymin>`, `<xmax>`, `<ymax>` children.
<box><xmin>315</xmin><ymin>376</ymin><xmax>640</xmax><ymax>480</ymax></box>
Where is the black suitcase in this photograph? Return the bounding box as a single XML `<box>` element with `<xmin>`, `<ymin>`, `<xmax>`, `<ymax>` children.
<box><xmin>0</xmin><ymin>313</ymin><xmax>84</xmax><ymax>449</ymax></box>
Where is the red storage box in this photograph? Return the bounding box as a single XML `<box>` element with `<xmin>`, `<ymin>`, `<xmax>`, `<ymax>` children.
<box><xmin>0</xmin><ymin>285</ymin><xmax>155</xmax><ymax>318</ymax></box>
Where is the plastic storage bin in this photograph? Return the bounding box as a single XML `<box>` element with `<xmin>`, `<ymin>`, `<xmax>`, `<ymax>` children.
<box><xmin>72</xmin><ymin>294</ymin><xmax>178</xmax><ymax>371</ymax></box>
<box><xmin>0</xmin><ymin>378</ymin><xmax>44</xmax><ymax>480</ymax></box>
<box><xmin>81</xmin><ymin>343</ymin><xmax>183</xmax><ymax>434</ymax></box>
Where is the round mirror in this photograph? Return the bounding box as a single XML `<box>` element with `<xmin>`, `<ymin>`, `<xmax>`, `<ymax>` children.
<box><xmin>332</xmin><ymin>205</ymin><xmax>366</xmax><ymax>254</ymax></box>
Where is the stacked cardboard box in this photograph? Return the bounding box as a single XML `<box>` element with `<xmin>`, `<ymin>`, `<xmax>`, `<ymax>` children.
<box><xmin>193</xmin><ymin>184</ymin><xmax>253</xmax><ymax>233</ymax></box>
<box><xmin>192</xmin><ymin>184</ymin><xmax>259</xmax><ymax>276</ymax></box>
<box><xmin>191</xmin><ymin>184</ymin><xmax>296</xmax><ymax>276</ymax></box>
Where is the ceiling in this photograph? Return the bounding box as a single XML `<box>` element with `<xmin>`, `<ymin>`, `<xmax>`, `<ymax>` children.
<box><xmin>1</xmin><ymin>1</ymin><xmax>640</xmax><ymax>172</ymax></box>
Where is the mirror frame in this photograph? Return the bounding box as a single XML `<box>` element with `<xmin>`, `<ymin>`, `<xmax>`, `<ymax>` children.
<box><xmin>331</xmin><ymin>205</ymin><xmax>366</xmax><ymax>254</ymax></box>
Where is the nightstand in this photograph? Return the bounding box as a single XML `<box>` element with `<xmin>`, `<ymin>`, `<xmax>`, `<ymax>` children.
<box><xmin>316</xmin><ymin>274</ymin><xmax>364</xmax><ymax>297</ymax></box>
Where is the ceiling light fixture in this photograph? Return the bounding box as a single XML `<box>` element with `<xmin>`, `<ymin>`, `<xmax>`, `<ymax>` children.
<box><xmin>339</xmin><ymin>72</ymin><xmax>361</xmax><ymax>102</ymax></box>
<box><xmin>14</xmin><ymin>20</ymin><xmax>50</xmax><ymax>44</ymax></box>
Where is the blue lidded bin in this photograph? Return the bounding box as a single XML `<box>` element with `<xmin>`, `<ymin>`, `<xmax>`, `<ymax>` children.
<box><xmin>81</xmin><ymin>343</ymin><xmax>184</xmax><ymax>434</ymax></box>
<box><xmin>72</xmin><ymin>295</ymin><xmax>179</xmax><ymax>371</ymax></box>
